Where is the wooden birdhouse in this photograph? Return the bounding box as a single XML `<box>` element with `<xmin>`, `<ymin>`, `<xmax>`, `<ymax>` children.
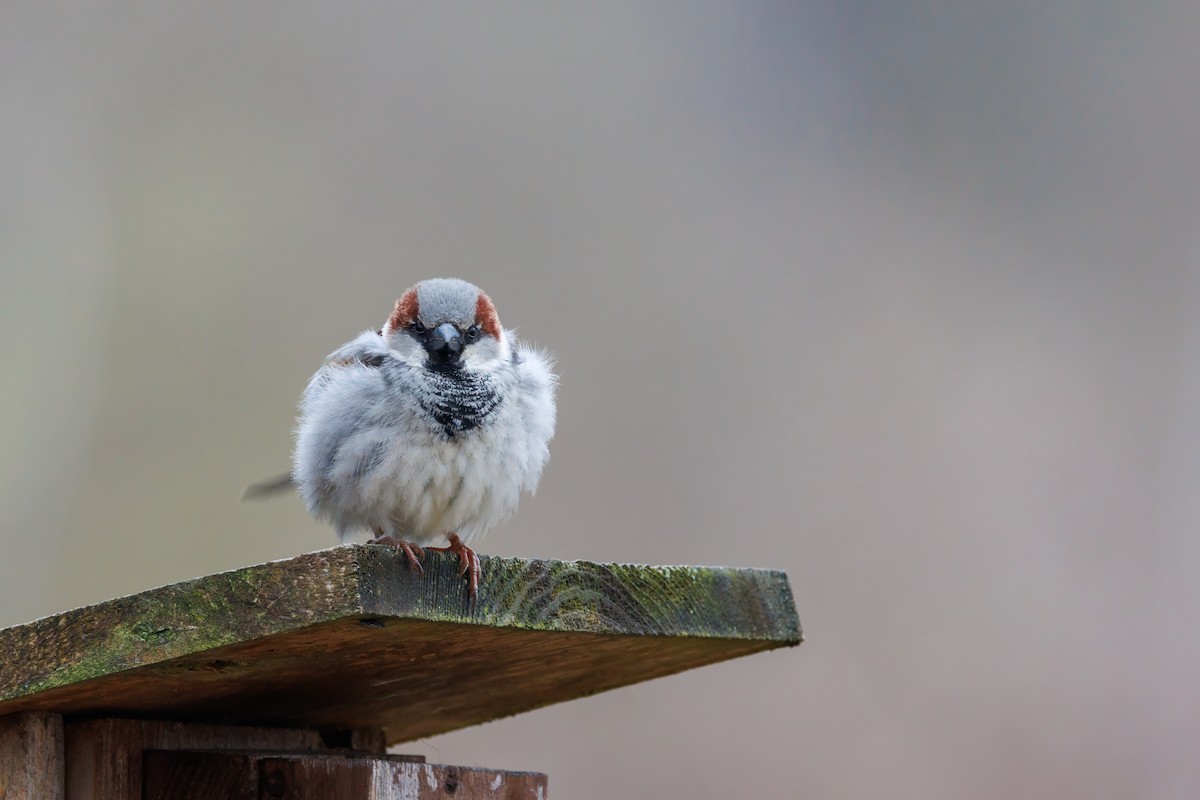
<box><xmin>0</xmin><ymin>546</ymin><xmax>801</xmax><ymax>798</ymax></box>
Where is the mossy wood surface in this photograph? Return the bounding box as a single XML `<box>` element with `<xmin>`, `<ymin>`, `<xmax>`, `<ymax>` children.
<box><xmin>0</xmin><ymin>546</ymin><xmax>801</xmax><ymax>744</ymax></box>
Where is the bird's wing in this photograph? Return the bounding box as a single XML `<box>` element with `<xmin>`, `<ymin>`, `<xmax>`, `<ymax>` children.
<box><xmin>245</xmin><ymin>333</ymin><xmax>397</xmax><ymax>503</ymax></box>
<box><xmin>294</xmin><ymin>331</ymin><xmax>416</xmax><ymax>508</ymax></box>
<box><xmin>323</xmin><ymin>331</ymin><xmax>392</xmax><ymax>369</ymax></box>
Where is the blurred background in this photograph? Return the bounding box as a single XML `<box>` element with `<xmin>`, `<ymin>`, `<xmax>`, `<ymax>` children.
<box><xmin>2</xmin><ymin>3</ymin><xmax>1198</xmax><ymax>797</ymax></box>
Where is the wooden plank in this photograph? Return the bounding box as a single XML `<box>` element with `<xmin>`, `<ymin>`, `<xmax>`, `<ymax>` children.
<box><xmin>143</xmin><ymin>751</ymin><xmax>546</xmax><ymax>799</ymax></box>
<box><xmin>0</xmin><ymin>711</ymin><xmax>64</xmax><ymax>800</ymax></box>
<box><xmin>365</xmin><ymin>760</ymin><xmax>546</xmax><ymax>800</ymax></box>
<box><xmin>258</xmin><ymin>755</ymin><xmax>370</xmax><ymax>798</ymax></box>
<box><xmin>144</xmin><ymin>750</ymin><xmax>258</xmax><ymax>800</ymax></box>
<box><xmin>257</xmin><ymin>756</ymin><xmax>547</xmax><ymax>799</ymax></box>
<box><xmin>64</xmin><ymin>718</ymin><xmax>385</xmax><ymax>800</ymax></box>
<box><xmin>0</xmin><ymin>546</ymin><xmax>801</xmax><ymax>744</ymax></box>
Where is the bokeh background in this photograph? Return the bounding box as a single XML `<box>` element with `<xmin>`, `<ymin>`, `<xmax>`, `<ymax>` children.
<box><xmin>3</xmin><ymin>4</ymin><xmax>1198</xmax><ymax>797</ymax></box>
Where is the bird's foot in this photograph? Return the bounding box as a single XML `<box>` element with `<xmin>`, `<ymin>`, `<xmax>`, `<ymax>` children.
<box><xmin>368</xmin><ymin>529</ymin><xmax>425</xmax><ymax>574</ymax></box>
<box><xmin>424</xmin><ymin>532</ymin><xmax>480</xmax><ymax>601</ymax></box>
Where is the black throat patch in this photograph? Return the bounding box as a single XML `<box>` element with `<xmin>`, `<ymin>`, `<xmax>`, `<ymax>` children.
<box><xmin>419</xmin><ymin>369</ymin><xmax>502</xmax><ymax>439</ymax></box>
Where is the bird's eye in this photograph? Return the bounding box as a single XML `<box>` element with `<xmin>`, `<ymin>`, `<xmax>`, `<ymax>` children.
<box><xmin>464</xmin><ymin>324</ymin><xmax>481</xmax><ymax>343</ymax></box>
<box><xmin>410</xmin><ymin>320</ymin><xmax>427</xmax><ymax>334</ymax></box>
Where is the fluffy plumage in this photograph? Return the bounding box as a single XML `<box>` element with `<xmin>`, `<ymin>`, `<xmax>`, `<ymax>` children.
<box><xmin>287</xmin><ymin>278</ymin><xmax>557</xmax><ymax>594</ymax></box>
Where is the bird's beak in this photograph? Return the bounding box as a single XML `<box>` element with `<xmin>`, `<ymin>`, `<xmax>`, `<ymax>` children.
<box><xmin>425</xmin><ymin>322</ymin><xmax>464</xmax><ymax>368</ymax></box>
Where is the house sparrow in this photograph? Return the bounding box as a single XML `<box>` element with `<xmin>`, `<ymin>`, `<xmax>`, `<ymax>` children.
<box><xmin>248</xmin><ymin>278</ymin><xmax>557</xmax><ymax>599</ymax></box>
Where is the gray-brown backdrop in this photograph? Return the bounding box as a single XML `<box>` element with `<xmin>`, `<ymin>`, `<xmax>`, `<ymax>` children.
<box><xmin>2</xmin><ymin>4</ymin><xmax>1197</xmax><ymax>798</ymax></box>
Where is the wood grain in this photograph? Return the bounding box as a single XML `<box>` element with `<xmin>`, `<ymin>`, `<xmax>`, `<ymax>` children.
<box><xmin>143</xmin><ymin>751</ymin><xmax>547</xmax><ymax>799</ymax></box>
<box><xmin>257</xmin><ymin>756</ymin><xmax>547</xmax><ymax>799</ymax></box>
<box><xmin>0</xmin><ymin>546</ymin><xmax>801</xmax><ymax>744</ymax></box>
<box><xmin>144</xmin><ymin>750</ymin><xmax>258</xmax><ymax>800</ymax></box>
<box><xmin>0</xmin><ymin>711</ymin><xmax>64</xmax><ymax>799</ymax></box>
<box><xmin>64</xmin><ymin>718</ymin><xmax>385</xmax><ymax>800</ymax></box>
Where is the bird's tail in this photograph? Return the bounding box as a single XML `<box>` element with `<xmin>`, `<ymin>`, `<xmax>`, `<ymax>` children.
<box><xmin>241</xmin><ymin>472</ymin><xmax>295</xmax><ymax>501</ymax></box>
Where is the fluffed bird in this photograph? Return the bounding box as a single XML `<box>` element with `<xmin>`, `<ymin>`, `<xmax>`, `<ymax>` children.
<box><xmin>247</xmin><ymin>278</ymin><xmax>557</xmax><ymax>599</ymax></box>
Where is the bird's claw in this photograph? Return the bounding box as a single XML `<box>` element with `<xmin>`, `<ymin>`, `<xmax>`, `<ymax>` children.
<box><xmin>369</xmin><ymin>531</ymin><xmax>426</xmax><ymax>574</ymax></box>
<box><xmin>425</xmin><ymin>533</ymin><xmax>480</xmax><ymax>602</ymax></box>
<box><xmin>370</xmin><ymin>530</ymin><xmax>477</xmax><ymax>601</ymax></box>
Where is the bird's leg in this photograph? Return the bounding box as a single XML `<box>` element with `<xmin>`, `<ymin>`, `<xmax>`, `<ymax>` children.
<box><xmin>424</xmin><ymin>532</ymin><xmax>480</xmax><ymax>601</ymax></box>
<box><xmin>369</xmin><ymin>527</ymin><xmax>425</xmax><ymax>574</ymax></box>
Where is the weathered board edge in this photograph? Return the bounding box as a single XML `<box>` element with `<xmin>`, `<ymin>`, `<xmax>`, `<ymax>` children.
<box><xmin>353</xmin><ymin>545</ymin><xmax>803</xmax><ymax>644</ymax></box>
<box><xmin>0</xmin><ymin>549</ymin><xmax>368</xmax><ymax>702</ymax></box>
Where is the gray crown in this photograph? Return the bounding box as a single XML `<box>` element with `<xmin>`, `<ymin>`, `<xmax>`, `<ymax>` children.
<box><xmin>416</xmin><ymin>278</ymin><xmax>482</xmax><ymax>327</ymax></box>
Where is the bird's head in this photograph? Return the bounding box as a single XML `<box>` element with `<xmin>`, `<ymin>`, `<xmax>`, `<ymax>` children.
<box><xmin>381</xmin><ymin>278</ymin><xmax>508</xmax><ymax>372</ymax></box>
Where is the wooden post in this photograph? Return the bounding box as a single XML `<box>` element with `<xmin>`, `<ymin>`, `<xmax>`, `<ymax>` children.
<box><xmin>0</xmin><ymin>545</ymin><xmax>801</xmax><ymax>797</ymax></box>
<box><xmin>0</xmin><ymin>712</ymin><xmax>63</xmax><ymax>799</ymax></box>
